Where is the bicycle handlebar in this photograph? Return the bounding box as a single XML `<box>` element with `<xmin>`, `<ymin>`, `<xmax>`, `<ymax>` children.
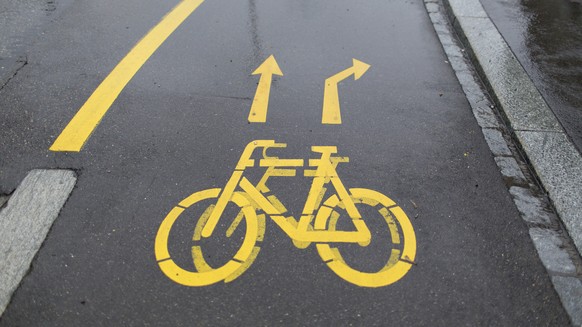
<box><xmin>236</xmin><ymin>140</ymin><xmax>343</xmax><ymax>170</ymax></box>
<box><xmin>236</xmin><ymin>140</ymin><xmax>287</xmax><ymax>169</ymax></box>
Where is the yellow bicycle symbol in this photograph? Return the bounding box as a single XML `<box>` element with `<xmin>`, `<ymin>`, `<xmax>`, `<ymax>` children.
<box><xmin>155</xmin><ymin>140</ymin><xmax>417</xmax><ymax>288</ymax></box>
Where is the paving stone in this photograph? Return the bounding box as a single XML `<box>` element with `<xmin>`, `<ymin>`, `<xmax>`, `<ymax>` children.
<box><xmin>495</xmin><ymin>157</ymin><xmax>526</xmax><ymax>180</ymax></box>
<box><xmin>529</xmin><ymin>228</ymin><xmax>576</xmax><ymax>275</ymax></box>
<box><xmin>516</xmin><ymin>131</ymin><xmax>582</xmax><ymax>253</ymax></box>
<box><xmin>551</xmin><ymin>276</ymin><xmax>582</xmax><ymax>326</ymax></box>
<box><xmin>447</xmin><ymin>0</ymin><xmax>488</xmax><ymax>17</ymax></box>
<box><xmin>509</xmin><ymin>187</ymin><xmax>552</xmax><ymax>225</ymax></box>
<box><xmin>481</xmin><ymin>128</ymin><xmax>512</xmax><ymax>156</ymax></box>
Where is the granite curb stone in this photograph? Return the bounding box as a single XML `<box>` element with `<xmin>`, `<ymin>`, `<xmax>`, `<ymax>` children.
<box><xmin>0</xmin><ymin>170</ymin><xmax>76</xmax><ymax>316</ymax></box>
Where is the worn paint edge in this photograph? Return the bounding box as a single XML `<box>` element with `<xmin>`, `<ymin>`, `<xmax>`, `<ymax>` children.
<box><xmin>424</xmin><ymin>0</ymin><xmax>582</xmax><ymax>325</ymax></box>
<box><xmin>0</xmin><ymin>169</ymin><xmax>77</xmax><ymax>317</ymax></box>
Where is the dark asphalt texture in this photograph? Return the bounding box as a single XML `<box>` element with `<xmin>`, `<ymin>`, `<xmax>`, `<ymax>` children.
<box><xmin>0</xmin><ymin>0</ymin><xmax>570</xmax><ymax>325</ymax></box>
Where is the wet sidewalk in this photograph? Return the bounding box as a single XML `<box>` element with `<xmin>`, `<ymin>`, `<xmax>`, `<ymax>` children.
<box><xmin>439</xmin><ymin>0</ymin><xmax>582</xmax><ymax>322</ymax></box>
<box><xmin>481</xmin><ymin>0</ymin><xmax>582</xmax><ymax>152</ymax></box>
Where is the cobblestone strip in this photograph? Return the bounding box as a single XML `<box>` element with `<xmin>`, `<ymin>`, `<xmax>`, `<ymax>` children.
<box><xmin>424</xmin><ymin>1</ymin><xmax>582</xmax><ymax>325</ymax></box>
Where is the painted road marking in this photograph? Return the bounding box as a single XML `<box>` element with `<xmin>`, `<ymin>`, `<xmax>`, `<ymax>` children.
<box><xmin>248</xmin><ymin>55</ymin><xmax>283</xmax><ymax>123</ymax></box>
<box><xmin>322</xmin><ymin>59</ymin><xmax>370</xmax><ymax>124</ymax></box>
<box><xmin>154</xmin><ymin>140</ymin><xmax>416</xmax><ymax>287</ymax></box>
<box><xmin>50</xmin><ymin>0</ymin><xmax>205</xmax><ymax>152</ymax></box>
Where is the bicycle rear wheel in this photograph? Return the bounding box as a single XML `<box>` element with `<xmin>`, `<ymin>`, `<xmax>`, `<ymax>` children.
<box><xmin>155</xmin><ymin>188</ymin><xmax>261</xmax><ymax>286</ymax></box>
<box><xmin>314</xmin><ymin>188</ymin><xmax>416</xmax><ymax>288</ymax></box>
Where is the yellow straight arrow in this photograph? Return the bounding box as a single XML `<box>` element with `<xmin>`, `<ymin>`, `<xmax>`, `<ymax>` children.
<box><xmin>248</xmin><ymin>55</ymin><xmax>283</xmax><ymax>123</ymax></box>
<box><xmin>322</xmin><ymin>59</ymin><xmax>370</xmax><ymax>124</ymax></box>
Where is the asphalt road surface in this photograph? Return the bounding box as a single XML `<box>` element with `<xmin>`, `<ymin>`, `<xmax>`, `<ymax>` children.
<box><xmin>0</xmin><ymin>0</ymin><xmax>570</xmax><ymax>325</ymax></box>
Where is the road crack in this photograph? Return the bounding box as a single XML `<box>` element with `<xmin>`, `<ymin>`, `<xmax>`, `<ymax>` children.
<box><xmin>0</xmin><ymin>56</ymin><xmax>28</xmax><ymax>91</ymax></box>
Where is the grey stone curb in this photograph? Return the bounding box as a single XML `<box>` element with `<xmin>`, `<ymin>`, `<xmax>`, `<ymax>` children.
<box><xmin>424</xmin><ymin>0</ymin><xmax>582</xmax><ymax>325</ymax></box>
<box><xmin>442</xmin><ymin>0</ymin><xmax>582</xmax><ymax>257</ymax></box>
<box><xmin>553</xmin><ymin>276</ymin><xmax>582</xmax><ymax>325</ymax></box>
<box><xmin>0</xmin><ymin>169</ymin><xmax>76</xmax><ymax>317</ymax></box>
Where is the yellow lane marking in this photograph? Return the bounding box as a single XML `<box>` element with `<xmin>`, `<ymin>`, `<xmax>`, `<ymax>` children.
<box><xmin>202</xmin><ymin>171</ymin><xmax>243</xmax><ymax>238</ymax></box>
<box><xmin>192</xmin><ymin>246</ymin><xmax>213</xmax><ymax>272</ymax></box>
<box><xmin>224</xmin><ymin>246</ymin><xmax>261</xmax><ymax>283</ymax></box>
<box><xmin>266</xmin><ymin>195</ymin><xmax>288</xmax><ymax>214</ymax></box>
<box><xmin>50</xmin><ymin>0</ymin><xmax>205</xmax><ymax>152</ymax></box>
<box><xmin>259</xmin><ymin>158</ymin><xmax>303</xmax><ymax>167</ymax></box>
<box><xmin>193</xmin><ymin>205</ymin><xmax>214</xmax><ymax>241</ymax></box>
<box><xmin>248</xmin><ymin>55</ymin><xmax>283</xmax><ymax>123</ymax></box>
<box><xmin>322</xmin><ymin>59</ymin><xmax>370</xmax><ymax>124</ymax></box>
<box><xmin>226</xmin><ymin>210</ymin><xmax>245</xmax><ymax>237</ymax></box>
<box><xmin>379</xmin><ymin>207</ymin><xmax>401</xmax><ymax>244</ymax></box>
<box><xmin>154</xmin><ymin>140</ymin><xmax>417</xmax><ymax>287</ymax></box>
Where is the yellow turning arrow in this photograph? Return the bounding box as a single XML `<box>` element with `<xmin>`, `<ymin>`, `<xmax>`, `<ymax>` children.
<box><xmin>322</xmin><ymin>59</ymin><xmax>370</xmax><ymax>124</ymax></box>
<box><xmin>248</xmin><ymin>55</ymin><xmax>283</xmax><ymax>123</ymax></box>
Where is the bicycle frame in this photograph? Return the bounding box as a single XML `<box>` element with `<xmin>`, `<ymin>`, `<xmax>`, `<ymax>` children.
<box><xmin>200</xmin><ymin>140</ymin><xmax>371</xmax><ymax>244</ymax></box>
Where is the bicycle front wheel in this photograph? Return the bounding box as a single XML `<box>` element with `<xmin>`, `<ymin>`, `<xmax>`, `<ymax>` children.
<box><xmin>314</xmin><ymin>188</ymin><xmax>416</xmax><ymax>288</ymax></box>
<box><xmin>155</xmin><ymin>188</ymin><xmax>261</xmax><ymax>286</ymax></box>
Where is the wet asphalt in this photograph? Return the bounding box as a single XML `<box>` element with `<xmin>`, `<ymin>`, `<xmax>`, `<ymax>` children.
<box><xmin>481</xmin><ymin>0</ymin><xmax>582</xmax><ymax>152</ymax></box>
<box><xmin>0</xmin><ymin>0</ymin><xmax>571</xmax><ymax>325</ymax></box>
